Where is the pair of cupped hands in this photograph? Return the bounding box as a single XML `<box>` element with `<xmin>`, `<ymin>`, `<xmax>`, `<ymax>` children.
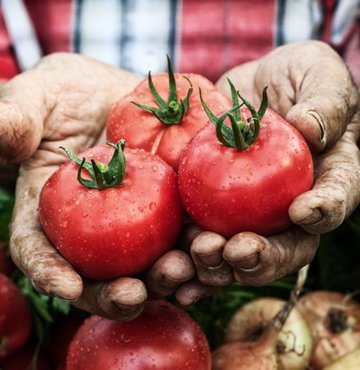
<box><xmin>0</xmin><ymin>41</ymin><xmax>359</xmax><ymax>321</ymax></box>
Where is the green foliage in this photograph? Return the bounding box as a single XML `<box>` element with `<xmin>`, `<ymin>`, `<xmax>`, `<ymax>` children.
<box><xmin>316</xmin><ymin>206</ymin><xmax>360</xmax><ymax>291</ymax></box>
<box><xmin>182</xmin><ymin>274</ymin><xmax>301</xmax><ymax>349</ymax></box>
<box><xmin>14</xmin><ymin>272</ymin><xmax>71</xmax><ymax>345</ymax></box>
<box><xmin>0</xmin><ymin>185</ymin><xmax>73</xmax><ymax>349</ymax></box>
<box><xmin>0</xmin><ymin>187</ymin><xmax>14</xmax><ymax>243</ymax></box>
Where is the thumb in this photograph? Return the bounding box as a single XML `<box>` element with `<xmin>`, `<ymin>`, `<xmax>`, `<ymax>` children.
<box><xmin>0</xmin><ymin>70</ymin><xmax>47</xmax><ymax>162</ymax></box>
<box><xmin>285</xmin><ymin>59</ymin><xmax>358</xmax><ymax>153</ymax></box>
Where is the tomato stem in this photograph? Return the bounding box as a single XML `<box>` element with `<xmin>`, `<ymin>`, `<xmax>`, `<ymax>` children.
<box><xmin>131</xmin><ymin>56</ymin><xmax>193</xmax><ymax>125</ymax></box>
<box><xmin>60</xmin><ymin>141</ymin><xmax>126</xmax><ymax>190</ymax></box>
<box><xmin>200</xmin><ymin>79</ymin><xmax>268</xmax><ymax>151</ymax></box>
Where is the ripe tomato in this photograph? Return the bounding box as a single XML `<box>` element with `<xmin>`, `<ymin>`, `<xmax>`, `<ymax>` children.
<box><xmin>178</xmin><ymin>85</ymin><xmax>313</xmax><ymax>238</ymax></box>
<box><xmin>106</xmin><ymin>58</ymin><xmax>230</xmax><ymax>171</ymax></box>
<box><xmin>66</xmin><ymin>300</ymin><xmax>211</xmax><ymax>370</ymax></box>
<box><xmin>39</xmin><ymin>142</ymin><xmax>183</xmax><ymax>280</ymax></box>
<box><xmin>0</xmin><ymin>273</ymin><xmax>32</xmax><ymax>360</ymax></box>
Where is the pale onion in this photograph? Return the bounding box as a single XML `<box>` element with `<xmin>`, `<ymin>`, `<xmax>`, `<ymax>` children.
<box><xmin>213</xmin><ymin>297</ymin><xmax>313</xmax><ymax>370</ymax></box>
<box><xmin>212</xmin><ymin>330</ymin><xmax>278</xmax><ymax>370</ymax></box>
<box><xmin>323</xmin><ymin>347</ymin><xmax>360</xmax><ymax>370</ymax></box>
<box><xmin>297</xmin><ymin>291</ymin><xmax>360</xmax><ymax>369</ymax></box>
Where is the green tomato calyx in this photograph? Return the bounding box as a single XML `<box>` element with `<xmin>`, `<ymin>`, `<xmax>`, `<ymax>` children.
<box><xmin>131</xmin><ymin>55</ymin><xmax>193</xmax><ymax>125</ymax></box>
<box><xmin>60</xmin><ymin>140</ymin><xmax>126</xmax><ymax>190</ymax></box>
<box><xmin>200</xmin><ymin>79</ymin><xmax>268</xmax><ymax>151</ymax></box>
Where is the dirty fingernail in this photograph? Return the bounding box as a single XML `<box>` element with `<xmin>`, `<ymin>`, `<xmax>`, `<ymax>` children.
<box><xmin>161</xmin><ymin>274</ymin><xmax>182</xmax><ymax>287</ymax></box>
<box><xmin>232</xmin><ymin>252</ymin><xmax>259</xmax><ymax>270</ymax></box>
<box><xmin>297</xmin><ymin>208</ymin><xmax>323</xmax><ymax>225</ymax></box>
<box><xmin>197</xmin><ymin>252</ymin><xmax>223</xmax><ymax>267</ymax></box>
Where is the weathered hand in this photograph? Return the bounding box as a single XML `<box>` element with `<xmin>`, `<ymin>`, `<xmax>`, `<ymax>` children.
<box><xmin>0</xmin><ymin>53</ymin><xmax>195</xmax><ymax>320</ymax></box>
<box><xmin>190</xmin><ymin>41</ymin><xmax>360</xmax><ymax>287</ymax></box>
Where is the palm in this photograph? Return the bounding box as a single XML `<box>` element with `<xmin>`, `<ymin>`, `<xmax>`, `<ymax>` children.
<box><xmin>0</xmin><ymin>54</ymin><xmax>150</xmax><ymax>320</ymax></box>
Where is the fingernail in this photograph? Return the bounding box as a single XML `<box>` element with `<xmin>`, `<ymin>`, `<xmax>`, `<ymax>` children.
<box><xmin>298</xmin><ymin>208</ymin><xmax>323</xmax><ymax>225</ymax></box>
<box><xmin>161</xmin><ymin>275</ymin><xmax>180</xmax><ymax>287</ymax></box>
<box><xmin>113</xmin><ymin>302</ymin><xmax>142</xmax><ymax>312</ymax></box>
<box><xmin>197</xmin><ymin>252</ymin><xmax>223</xmax><ymax>267</ymax></box>
<box><xmin>234</xmin><ymin>252</ymin><xmax>259</xmax><ymax>270</ymax></box>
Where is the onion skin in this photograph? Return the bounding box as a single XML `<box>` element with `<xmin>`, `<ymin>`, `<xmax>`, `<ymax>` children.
<box><xmin>323</xmin><ymin>347</ymin><xmax>360</xmax><ymax>370</ymax></box>
<box><xmin>297</xmin><ymin>291</ymin><xmax>360</xmax><ymax>369</ymax></box>
<box><xmin>223</xmin><ymin>298</ymin><xmax>312</xmax><ymax>370</ymax></box>
<box><xmin>212</xmin><ymin>339</ymin><xmax>278</xmax><ymax>370</ymax></box>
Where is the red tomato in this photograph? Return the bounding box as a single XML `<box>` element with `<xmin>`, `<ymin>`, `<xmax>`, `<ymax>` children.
<box><xmin>66</xmin><ymin>300</ymin><xmax>211</xmax><ymax>370</ymax></box>
<box><xmin>178</xmin><ymin>107</ymin><xmax>314</xmax><ymax>238</ymax></box>
<box><xmin>0</xmin><ymin>273</ymin><xmax>32</xmax><ymax>360</ymax></box>
<box><xmin>39</xmin><ymin>143</ymin><xmax>183</xmax><ymax>280</ymax></box>
<box><xmin>106</xmin><ymin>66</ymin><xmax>230</xmax><ymax>171</ymax></box>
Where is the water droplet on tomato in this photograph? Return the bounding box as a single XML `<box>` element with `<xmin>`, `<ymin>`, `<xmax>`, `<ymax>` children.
<box><xmin>138</xmin><ymin>206</ymin><xmax>144</xmax><ymax>212</ymax></box>
<box><xmin>181</xmin><ymin>156</ymin><xmax>188</xmax><ymax>166</ymax></box>
<box><xmin>149</xmin><ymin>202</ymin><xmax>156</xmax><ymax>211</ymax></box>
<box><xmin>82</xmin><ymin>212</ymin><xmax>88</xmax><ymax>218</ymax></box>
<box><xmin>152</xmin><ymin>164</ymin><xmax>159</xmax><ymax>171</ymax></box>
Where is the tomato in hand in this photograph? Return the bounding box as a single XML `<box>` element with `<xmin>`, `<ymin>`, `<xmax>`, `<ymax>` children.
<box><xmin>178</xmin><ymin>82</ymin><xmax>314</xmax><ymax>238</ymax></box>
<box><xmin>0</xmin><ymin>273</ymin><xmax>32</xmax><ymax>360</ymax></box>
<box><xmin>106</xmin><ymin>57</ymin><xmax>230</xmax><ymax>171</ymax></box>
<box><xmin>39</xmin><ymin>141</ymin><xmax>183</xmax><ymax>280</ymax></box>
<box><xmin>66</xmin><ymin>300</ymin><xmax>211</xmax><ymax>370</ymax></box>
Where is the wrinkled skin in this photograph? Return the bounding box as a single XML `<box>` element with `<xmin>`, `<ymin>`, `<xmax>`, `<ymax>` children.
<box><xmin>0</xmin><ymin>41</ymin><xmax>359</xmax><ymax>321</ymax></box>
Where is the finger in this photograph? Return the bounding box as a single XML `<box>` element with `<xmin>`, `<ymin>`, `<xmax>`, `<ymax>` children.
<box><xmin>284</xmin><ymin>41</ymin><xmax>359</xmax><ymax>152</ymax></box>
<box><xmin>145</xmin><ymin>250</ymin><xmax>195</xmax><ymax>299</ymax></box>
<box><xmin>10</xmin><ymin>166</ymin><xmax>83</xmax><ymax>300</ymax></box>
<box><xmin>216</xmin><ymin>60</ymin><xmax>259</xmax><ymax>102</ymax></box>
<box><xmin>289</xmin><ymin>117</ymin><xmax>360</xmax><ymax>234</ymax></box>
<box><xmin>175</xmin><ymin>279</ymin><xmax>219</xmax><ymax>306</ymax></box>
<box><xmin>191</xmin><ymin>232</ymin><xmax>234</xmax><ymax>287</ymax></box>
<box><xmin>72</xmin><ymin>278</ymin><xmax>147</xmax><ymax>322</ymax></box>
<box><xmin>0</xmin><ymin>70</ymin><xmax>47</xmax><ymax>162</ymax></box>
<box><xmin>223</xmin><ymin>228</ymin><xmax>319</xmax><ymax>286</ymax></box>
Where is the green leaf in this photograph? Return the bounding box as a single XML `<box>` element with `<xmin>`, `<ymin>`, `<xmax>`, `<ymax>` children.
<box><xmin>132</xmin><ymin>56</ymin><xmax>193</xmax><ymax>125</ymax></box>
<box><xmin>52</xmin><ymin>297</ymin><xmax>71</xmax><ymax>315</ymax></box>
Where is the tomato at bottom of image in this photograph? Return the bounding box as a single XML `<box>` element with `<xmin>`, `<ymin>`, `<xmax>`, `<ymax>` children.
<box><xmin>66</xmin><ymin>300</ymin><xmax>211</xmax><ymax>370</ymax></box>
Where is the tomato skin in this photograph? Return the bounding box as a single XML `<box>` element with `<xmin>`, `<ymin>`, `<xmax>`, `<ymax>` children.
<box><xmin>0</xmin><ymin>273</ymin><xmax>32</xmax><ymax>360</ymax></box>
<box><xmin>106</xmin><ymin>73</ymin><xmax>230</xmax><ymax>171</ymax></box>
<box><xmin>178</xmin><ymin>109</ymin><xmax>314</xmax><ymax>238</ymax></box>
<box><xmin>66</xmin><ymin>300</ymin><xmax>211</xmax><ymax>370</ymax></box>
<box><xmin>39</xmin><ymin>146</ymin><xmax>183</xmax><ymax>280</ymax></box>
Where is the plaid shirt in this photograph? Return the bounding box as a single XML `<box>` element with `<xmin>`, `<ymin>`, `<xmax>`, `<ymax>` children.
<box><xmin>0</xmin><ymin>0</ymin><xmax>359</xmax><ymax>83</ymax></box>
